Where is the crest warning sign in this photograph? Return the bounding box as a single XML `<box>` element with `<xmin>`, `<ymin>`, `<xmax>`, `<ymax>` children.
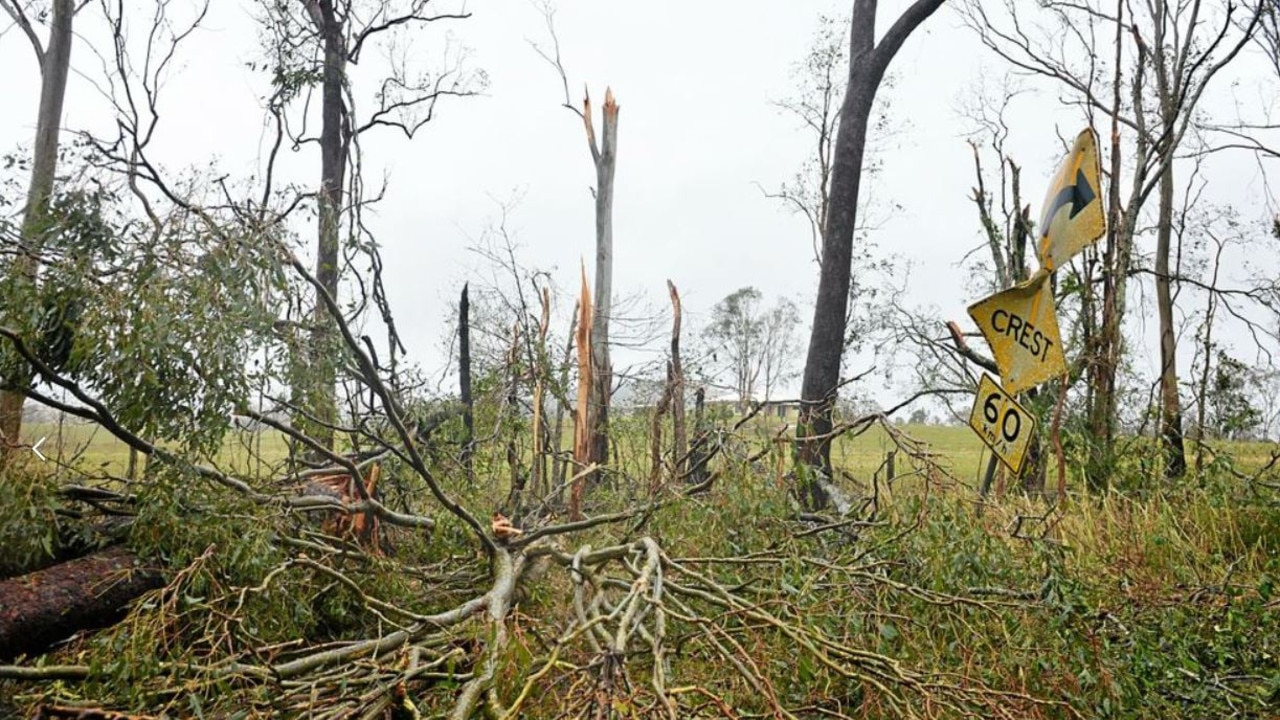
<box><xmin>966</xmin><ymin>269</ymin><xmax>1066</xmax><ymax>395</ymax></box>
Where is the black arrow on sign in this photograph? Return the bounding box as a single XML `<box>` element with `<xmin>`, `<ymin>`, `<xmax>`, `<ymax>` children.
<box><xmin>1040</xmin><ymin>168</ymin><xmax>1096</xmax><ymax>230</ymax></box>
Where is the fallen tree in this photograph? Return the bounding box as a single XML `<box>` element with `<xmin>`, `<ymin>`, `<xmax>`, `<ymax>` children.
<box><xmin>0</xmin><ymin>546</ymin><xmax>162</xmax><ymax>662</ymax></box>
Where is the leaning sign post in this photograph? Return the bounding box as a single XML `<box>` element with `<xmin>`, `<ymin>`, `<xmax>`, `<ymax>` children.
<box><xmin>962</xmin><ymin>128</ymin><xmax>1106</xmax><ymax>477</ymax></box>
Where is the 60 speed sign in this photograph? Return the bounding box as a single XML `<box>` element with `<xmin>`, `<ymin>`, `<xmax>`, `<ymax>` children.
<box><xmin>968</xmin><ymin>374</ymin><xmax>1036</xmax><ymax>474</ymax></box>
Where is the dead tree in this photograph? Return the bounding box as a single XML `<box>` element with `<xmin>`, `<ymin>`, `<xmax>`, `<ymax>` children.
<box><xmin>533</xmin><ymin>13</ymin><xmax>619</xmax><ymax>482</ymax></box>
<box><xmin>584</xmin><ymin>88</ymin><xmax>619</xmax><ymax>478</ymax></box>
<box><xmin>667</xmin><ymin>281</ymin><xmax>687</xmax><ymax>476</ymax></box>
<box><xmin>458</xmin><ymin>283</ymin><xmax>474</xmax><ymax>481</ymax></box>
<box><xmin>258</xmin><ymin>0</ymin><xmax>480</xmax><ymax>451</ymax></box>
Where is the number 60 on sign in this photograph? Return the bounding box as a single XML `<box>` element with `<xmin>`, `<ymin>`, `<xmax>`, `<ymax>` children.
<box><xmin>968</xmin><ymin>374</ymin><xmax>1036</xmax><ymax>474</ymax></box>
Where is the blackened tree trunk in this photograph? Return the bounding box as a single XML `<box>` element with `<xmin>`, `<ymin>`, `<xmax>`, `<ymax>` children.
<box><xmin>795</xmin><ymin>0</ymin><xmax>947</xmax><ymax>509</ymax></box>
<box><xmin>458</xmin><ymin>283</ymin><xmax>474</xmax><ymax>481</ymax></box>
<box><xmin>0</xmin><ymin>0</ymin><xmax>76</xmax><ymax>464</ymax></box>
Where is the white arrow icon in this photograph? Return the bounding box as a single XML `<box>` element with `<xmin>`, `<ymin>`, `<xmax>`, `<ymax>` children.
<box><xmin>31</xmin><ymin>436</ymin><xmax>47</xmax><ymax>461</ymax></box>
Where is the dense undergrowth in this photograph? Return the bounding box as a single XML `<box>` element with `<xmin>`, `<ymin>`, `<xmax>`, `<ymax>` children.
<box><xmin>2</xmin><ymin>435</ymin><xmax>1279</xmax><ymax>718</ymax></box>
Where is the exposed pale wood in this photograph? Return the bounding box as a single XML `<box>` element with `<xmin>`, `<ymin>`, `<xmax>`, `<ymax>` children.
<box><xmin>570</xmin><ymin>266</ymin><xmax>593</xmax><ymax>520</ymax></box>
<box><xmin>667</xmin><ymin>281</ymin><xmax>687</xmax><ymax>477</ymax></box>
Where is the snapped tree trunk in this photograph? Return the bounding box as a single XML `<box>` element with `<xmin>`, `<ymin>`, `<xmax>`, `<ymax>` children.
<box><xmin>667</xmin><ymin>281</ymin><xmax>687</xmax><ymax>476</ymax></box>
<box><xmin>795</xmin><ymin>0</ymin><xmax>946</xmax><ymax>510</ymax></box>
<box><xmin>584</xmin><ymin>89</ymin><xmax>619</xmax><ymax>478</ymax></box>
<box><xmin>458</xmin><ymin>284</ymin><xmax>474</xmax><ymax>481</ymax></box>
<box><xmin>0</xmin><ymin>0</ymin><xmax>75</xmax><ymax>464</ymax></box>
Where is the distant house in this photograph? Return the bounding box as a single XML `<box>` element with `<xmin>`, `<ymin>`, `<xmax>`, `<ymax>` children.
<box><xmin>702</xmin><ymin>388</ymin><xmax>801</xmax><ymax>421</ymax></box>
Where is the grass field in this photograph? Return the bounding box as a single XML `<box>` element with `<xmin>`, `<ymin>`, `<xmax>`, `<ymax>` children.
<box><xmin>5</xmin><ymin>412</ymin><xmax>1280</xmax><ymax>718</ymax></box>
<box><xmin>16</xmin><ymin>416</ymin><xmax>1276</xmax><ymax>488</ymax></box>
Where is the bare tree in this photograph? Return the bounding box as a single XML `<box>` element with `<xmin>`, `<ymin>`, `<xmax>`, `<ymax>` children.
<box><xmin>584</xmin><ymin>88</ymin><xmax>618</xmax><ymax>476</ymax></box>
<box><xmin>963</xmin><ymin>0</ymin><xmax>1262</xmax><ymax>485</ymax></box>
<box><xmin>532</xmin><ymin>6</ymin><xmax>619</xmax><ymax>477</ymax></box>
<box><xmin>702</xmin><ymin>288</ymin><xmax>800</xmax><ymax>410</ymax></box>
<box><xmin>795</xmin><ymin>0</ymin><xmax>948</xmax><ymax>510</ymax></box>
<box><xmin>760</xmin><ymin>296</ymin><xmax>802</xmax><ymax>400</ymax></box>
<box><xmin>257</xmin><ymin>0</ymin><xmax>481</xmax><ymax>451</ymax></box>
<box><xmin>0</xmin><ymin>0</ymin><xmax>77</xmax><ymax>464</ymax></box>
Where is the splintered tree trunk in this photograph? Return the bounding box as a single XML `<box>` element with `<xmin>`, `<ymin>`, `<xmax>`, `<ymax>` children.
<box><xmin>0</xmin><ymin>0</ymin><xmax>75</xmax><ymax>463</ymax></box>
<box><xmin>550</xmin><ymin>304</ymin><xmax>578</xmax><ymax>490</ymax></box>
<box><xmin>0</xmin><ymin>546</ymin><xmax>163</xmax><ymax>661</ymax></box>
<box><xmin>570</xmin><ymin>269</ymin><xmax>594</xmax><ymax>520</ymax></box>
<box><xmin>305</xmin><ymin>0</ymin><xmax>348</xmax><ymax>452</ymax></box>
<box><xmin>584</xmin><ymin>89</ymin><xmax>619</xmax><ymax>479</ymax></box>
<box><xmin>458</xmin><ymin>284</ymin><xmax>474</xmax><ymax>481</ymax></box>
<box><xmin>795</xmin><ymin>0</ymin><xmax>945</xmax><ymax>510</ymax></box>
<box><xmin>667</xmin><ymin>281</ymin><xmax>687</xmax><ymax>476</ymax></box>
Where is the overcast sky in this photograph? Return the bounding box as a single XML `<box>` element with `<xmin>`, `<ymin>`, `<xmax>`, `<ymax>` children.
<box><xmin>1</xmin><ymin>0</ymin><xmax>1276</xmax><ymax>405</ymax></box>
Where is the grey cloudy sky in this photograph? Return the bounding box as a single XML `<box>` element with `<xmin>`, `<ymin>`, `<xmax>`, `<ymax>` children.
<box><xmin>2</xmin><ymin>0</ymin><xmax>1275</xmax><ymax>403</ymax></box>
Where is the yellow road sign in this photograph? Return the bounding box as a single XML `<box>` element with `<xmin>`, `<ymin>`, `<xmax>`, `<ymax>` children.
<box><xmin>1037</xmin><ymin>128</ymin><xmax>1106</xmax><ymax>272</ymax></box>
<box><xmin>967</xmin><ymin>269</ymin><xmax>1066</xmax><ymax>395</ymax></box>
<box><xmin>968</xmin><ymin>374</ymin><xmax>1036</xmax><ymax>474</ymax></box>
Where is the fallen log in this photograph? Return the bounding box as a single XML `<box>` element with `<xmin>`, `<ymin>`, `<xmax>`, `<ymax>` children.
<box><xmin>0</xmin><ymin>546</ymin><xmax>162</xmax><ymax>661</ymax></box>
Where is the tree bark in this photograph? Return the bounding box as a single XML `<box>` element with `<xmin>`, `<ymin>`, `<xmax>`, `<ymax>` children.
<box><xmin>1154</xmin><ymin>158</ymin><xmax>1186</xmax><ymax>479</ymax></box>
<box><xmin>667</xmin><ymin>281</ymin><xmax>687</xmax><ymax>477</ymax></box>
<box><xmin>0</xmin><ymin>546</ymin><xmax>163</xmax><ymax>661</ymax></box>
<box><xmin>0</xmin><ymin>0</ymin><xmax>75</xmax><ymax>463</ymax></box>
<box><xmin>1086</xmin><ymin>0</ymin><xmax>1129</xmax><ymax>492</ymax></box>
<box><xmin>586</xmin><ymin>90</ymin><xmax>619</xmax><ymax>477</ymax></box>
<box><xmin>795</xmin><ymin>0</ymin><xmax>946</xmax><ymax>509</ymax></box>
<box><xmin>306</xmin><ymin>0</ymin><xmax>349</xmax><ymax>452</ymax></box>
<box><xmin>458</xmin><ymin>284</ymin><xmax>474</xmax><ymax>481</ymax></box>
<box><xmin>1151</xmin><ymin>0</ymin><xmax>1186</xmax><ymax>479</ymax></box>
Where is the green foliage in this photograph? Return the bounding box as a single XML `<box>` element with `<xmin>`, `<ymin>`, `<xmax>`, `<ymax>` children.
<box><xmin>0</xmin><ymin>466</ymin><xmax>64</xmax><ymax>576</ymax></box>
<box><xmin>1</xmin><ymin>188</ymin><xmax>288</xmax><ymax>456</ymax></box>
<box><xmin>1205</xmin><ymin>351</ymin><xmax>1265</xmax><ymax>441</ymax></box>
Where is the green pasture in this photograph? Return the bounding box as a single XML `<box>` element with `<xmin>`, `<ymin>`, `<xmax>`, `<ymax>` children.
<box><xmin>17</xmin><ymin>416</ymin><xmax>1274</xmax><ymax>492</ymax></box>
